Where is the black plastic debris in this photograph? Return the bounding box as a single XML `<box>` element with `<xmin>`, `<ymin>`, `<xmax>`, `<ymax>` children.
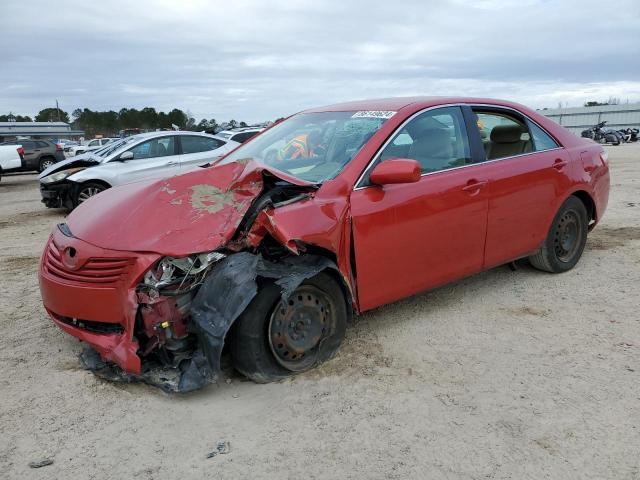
<box><xmin>29</xmin><ymin>459</ymin><xmax>54</xmax><ymax>468</ymax></box>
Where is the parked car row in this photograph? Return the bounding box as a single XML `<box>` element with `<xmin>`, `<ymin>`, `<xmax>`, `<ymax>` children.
<box><xmin>37</xmin><ymin>97</ymin><xmax>611</xmax><ymax>392</ymax></box>
<box><xmin>581</xmin><ymin>121</ymin><xmax>639</xmax><ymax>145</ymax></box>
<box><xmin>65</xmin><ymin>137</ymin><xmax>118</xmax><ymax>156</ymax></box>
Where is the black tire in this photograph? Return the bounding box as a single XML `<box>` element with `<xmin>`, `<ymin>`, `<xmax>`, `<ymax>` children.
<box><xmin>529</xmin><ymin>196</ymin><xmax>588</xmax><ymax>273</ymax></box>
<box><xmin>38</xmin><ymin>157</ymin><xmax>55</xmax><ymax>173</ymax></box>
<box><xmin>75</xmin><ymin>182</ymin><xmax>108</xmax><ymax>206</ymax></box>
<box><xmin>230</xmin><ymin>271</ymin><xmax>347</xmax><ymax>383</ymax></box>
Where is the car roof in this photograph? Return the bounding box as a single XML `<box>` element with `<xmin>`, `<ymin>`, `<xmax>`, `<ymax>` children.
<box><xmin>301</xmin><ymin>96</ymin><xmax>527</xmax><ymax>113</ymax></box>
<box><xmin>219</xmin><ymin>127</ymin><xmax>263</xmax><ymax>133</ymax></box>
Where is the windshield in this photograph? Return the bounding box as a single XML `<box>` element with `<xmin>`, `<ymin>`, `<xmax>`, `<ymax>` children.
<box><xmin>97</xmin><ymin>136</ymin><xmax>138</xmax><ymax>161</ymax></box>
<box><xmin>219</xmin><ymin>111</ymin><xmax>394</xmax><ymax>183</ymax></box>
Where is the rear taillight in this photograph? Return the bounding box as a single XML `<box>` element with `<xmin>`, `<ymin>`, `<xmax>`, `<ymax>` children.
<box><xmin>55</xmin><ymin>143</ymin><xmax>63</xmax><ymax>151</ymax></box>
<box><xmin>17</xmin><ymin>147</ymin><xmax>24</xmax><ymax>159</ymax></box>
<box><xmin>599</xmin><ymin>150</ymin><xmax>608</xmax><ymax>165</ymax></box>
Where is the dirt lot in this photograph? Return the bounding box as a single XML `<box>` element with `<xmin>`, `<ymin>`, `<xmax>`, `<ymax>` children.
<box><xmin>1</xmin><ymin>145</ymin><xmax>639</xmax><ymax>480</ymax></box>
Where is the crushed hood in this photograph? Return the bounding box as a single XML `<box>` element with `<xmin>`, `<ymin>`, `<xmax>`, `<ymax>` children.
<box><xmin>65</xmin><ymin>160</ymin><xmax>308</xmax><ymax>256</ymax></box>
<box><xmin>38</xmin><ymin>154</ymin><xmax>100</xmax><ymax>179</ymax></box>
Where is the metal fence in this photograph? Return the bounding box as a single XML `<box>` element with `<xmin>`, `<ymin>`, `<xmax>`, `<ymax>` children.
<box><xmin>540</xmin><ymin>103</ymin><xmax>640</xmax><ymax>134</ymax></box>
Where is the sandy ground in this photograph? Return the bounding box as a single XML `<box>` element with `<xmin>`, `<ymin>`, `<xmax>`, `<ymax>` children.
<box><xmin>0</xmin><ymin>144</ymin><xmax>639</xmax><ymax>480</ymax></box>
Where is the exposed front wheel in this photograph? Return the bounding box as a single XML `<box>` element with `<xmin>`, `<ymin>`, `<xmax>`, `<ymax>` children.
<box><xmin>529</xmin><ymin>196</ymin><xmax>588</xmax><ymax>273</ymax></box>
<box><xmin>75</xmin><ymin>182</ymin><xmax>108</xmax><ymax>206</ymax></box>
<box><xmin>230</xmin><ymin>271</ymin><xmax>347</xmax><ymax>383</ymax></box>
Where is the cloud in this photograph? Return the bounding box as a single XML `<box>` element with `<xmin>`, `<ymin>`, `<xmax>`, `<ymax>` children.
<box><xmin>1</xmin><ymin>0</ymin><xmax>639</xmax><ymax>122</ymax></box>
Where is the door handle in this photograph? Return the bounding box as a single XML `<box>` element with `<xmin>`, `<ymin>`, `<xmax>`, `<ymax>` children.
<box><xmin>552</xmin><ymin>159</ymin><xmax>568</xmax><ymax>170</ymax></box>
<box><xmin>462</xmin><ymin>180</ymin><xmax>487</xmax><ymax>192</ymax></box>
<box><xmin>166</xmin><ymin>160</ymin><xmax>178</xmax><ymax>165</ymax></box>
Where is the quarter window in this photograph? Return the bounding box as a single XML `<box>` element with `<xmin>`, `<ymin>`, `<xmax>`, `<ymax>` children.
<box><xmin>528</xmin><ymin>122</ymin><xmax>559</xmax><ymax>151</ymax></box>
<box><xmin>379</xmin><ymin>106</ymin><xmax>471</xmax><ymax>174</ymax></box>
<box><xmin>181</xmin><ymin>136</ymin><xmax>224</xmax><ymax>154</ymax></box>
<box><xmin>128</xmin><ymin>136</ymin><xmax>175</xmax><ymax>159</ymax></box>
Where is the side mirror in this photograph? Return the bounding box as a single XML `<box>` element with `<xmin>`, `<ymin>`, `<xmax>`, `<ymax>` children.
<box><xmin>118</xmin><ymin>151</ymin><xmax>134</xmax><ymax>161</ymax></box>
<box><xmin>369</xmin><ymin>158</ymin><xmax>421</xmax><ymax>186</ymax></box>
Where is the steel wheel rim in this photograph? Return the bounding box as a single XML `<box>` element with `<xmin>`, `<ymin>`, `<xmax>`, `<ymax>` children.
<box><xmin>554</xmin><ymin>209</ymin><xmax>580</xmax><ymax>262</ymax></box>
<box><xmin>78</xmin><ymin>187</ymin><xmax>103</xmax><ymax>203</ymax></box>
<box><xmin>268</xmin><ymin>285</ymin><xmax>335</xmax><ymax>371</ymax></box>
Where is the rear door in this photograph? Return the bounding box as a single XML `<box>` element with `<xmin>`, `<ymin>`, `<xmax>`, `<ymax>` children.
<box><xmin>178</xmin><ymin>135</ymin><xmax>229</xmax><ymax>171</ymax></box>
<box><xmin>469</xmin><ymin>106</ymin><xmax>572</xmax><ymax>268</ymax></box>
<box><xmin>350</xmin><ymin>106</ymin><xmax>490</xmax><ymax>311</ymax></box>
<box><xmin>110</xmin><ymin>135</ymin><xmax>180</xmax><ymax>185</ymax></box>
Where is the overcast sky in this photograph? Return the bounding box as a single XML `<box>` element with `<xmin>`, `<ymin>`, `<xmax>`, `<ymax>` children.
<box><xmin>2</xmin><ymin>0</ymin><xmax>640</xmax><ymax>123</ymax></box>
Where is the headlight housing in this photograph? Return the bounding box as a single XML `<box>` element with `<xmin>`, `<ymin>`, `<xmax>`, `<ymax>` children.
<box><xmin>41</xmin><ymin>167</ymin><xmax>86</xmax><ymax>184</ymax></box>
<box><xmin>143</xmin><ymin>251</ymin><xmax>226</xmax><ymax>293</ymax></box>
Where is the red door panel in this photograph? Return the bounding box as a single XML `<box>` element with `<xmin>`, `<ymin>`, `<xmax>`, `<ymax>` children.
<box><xmin>482</xmin><ymin>149</ymin><xmax>573</xmax><ymax>268</ymax></box>
<box><xmin>350</xmin><ymin>167</ymin><xmax>489</xmax><ymax>312</ymax></box>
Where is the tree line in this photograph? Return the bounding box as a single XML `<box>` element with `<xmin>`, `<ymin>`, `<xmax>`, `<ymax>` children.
<box><xmin>1</xmin><ymin>107</ymin><xmax>257</xmax><ymax>138</ymax></box>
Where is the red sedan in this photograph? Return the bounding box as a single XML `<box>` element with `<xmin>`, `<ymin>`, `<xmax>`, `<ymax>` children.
<box><xmin>39</xmin><ymin>97</ymin><xmax>610</xmax><ymax>391</ymax></box>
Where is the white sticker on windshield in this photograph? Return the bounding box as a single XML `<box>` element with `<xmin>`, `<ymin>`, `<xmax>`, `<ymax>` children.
<box><xmin>351</xmin><ymin>110</ymin><xmax>396</xmax><ymax>119</ymax></box>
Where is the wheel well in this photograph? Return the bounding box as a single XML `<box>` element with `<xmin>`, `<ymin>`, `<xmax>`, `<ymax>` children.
<box><xmin>571</xmin><ymin>191</ymin><xmax>596</xmax><ymax>223</ymax></box>
<box><xmin>79</xmin><ymin>179</ymin><xmax>112</xmax><ymax>189</ymax></box>
<box><xmin>295</xmin><ymin>243</ymin><xmax>354</xmax><ymax>322</ymax></box>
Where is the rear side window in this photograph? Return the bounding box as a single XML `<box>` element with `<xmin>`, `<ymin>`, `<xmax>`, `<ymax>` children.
<box><xmin>474</xmin><ymin>111</ymin><xmax>532</xmax><ymax>160</ymax></box>
<box><xmin>528</xmin><ymin>122</ymin><xmax>559</xmax><ymax>151</ymax></box>
<box><xmin>181</xmin><ymin>136</ymin><xmax>224</xmax><ymax>154</ymax></box>
<box><xmin>36</xmin><ymin>141</ymin><xmax>49</xmax><ymax>148</ymax></box>
<box><xmin>379</xmin><ymin>106</ymin><xmax>471</xmax><ymax>174</ymax></box>
<box><xmin>129</xmin><ymin>136</ymin><xmax>176</xmax><ymax>159</ymax></box>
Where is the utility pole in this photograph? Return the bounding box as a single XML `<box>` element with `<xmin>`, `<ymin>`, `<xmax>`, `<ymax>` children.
<box><xmin>56</xmin><ymin>100</ymin><xmax>61</xmax><ymax>122</ymax></box>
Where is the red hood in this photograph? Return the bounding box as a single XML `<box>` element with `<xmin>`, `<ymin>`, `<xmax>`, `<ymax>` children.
<box><xmin>66</xmin><ymin>160</ymin><xmax>307</xmax><ymax>256</ymax></box>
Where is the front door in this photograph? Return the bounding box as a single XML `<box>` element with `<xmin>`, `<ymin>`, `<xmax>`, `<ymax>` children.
<box><xmin>350</xmin><ymin>106</ymin><xmax>490</xmax><ymax>311</ymax></box>
<box><xmin>112</xmin><ymin>135</ymin><xmax>180</xmax><ymax>185</ymax></box>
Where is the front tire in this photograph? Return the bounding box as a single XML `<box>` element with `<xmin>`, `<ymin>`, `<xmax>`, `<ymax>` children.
<box><xmin>230</xmin><ymin>271</ymin><xmax>347</xmax><ymax>383</ymax></box>
<box><xmin>75</xmin><ymin>182</ymin><xmax>108</xmax><ymax>206</ymax></box>
<box><xmin>529</xmin><ymin>196</ymin><xmax>588</xmax><ymax>273</ymax></box>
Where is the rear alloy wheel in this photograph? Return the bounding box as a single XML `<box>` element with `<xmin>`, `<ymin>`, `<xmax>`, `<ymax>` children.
<box><xmin>529</xmin><ymin>196</ymin><xmax>588</xmax><ymax>273</ymax></box>
<box><xmin>76</xmin><ymin>182</ymin><xmax>107</xmax><ymax>206</ymax></box>
<box><xmin>230</xmin><ymin>271</ymin><xmax>347</xmax><ymax>383</ymax></box>
<box><xmin>38</xmin><ymin>157</ymin><xmax>55</xmax><ymax>172</ymax></box>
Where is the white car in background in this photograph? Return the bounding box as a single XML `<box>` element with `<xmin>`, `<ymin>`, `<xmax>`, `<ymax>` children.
<box><xmin>0</xmin><ymin>144</ymin><xmax>24</xmax><ymax>182</ymax></box>
<box><xmin>66</xmin><ymin>137</ymin><xmax>117</xmax><ymax>156</ymax></box>
<box><xmin>39</xmin><ymin>131</ymin><xmax>239</xmax><ymax>209</ymax></box>
<box><xmin>216</xmin><ymin>126</ymin><xmax>264</xmax><ymax>144</ymax></box>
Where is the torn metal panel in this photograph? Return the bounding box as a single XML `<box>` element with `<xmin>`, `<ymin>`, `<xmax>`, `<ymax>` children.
<box><xmin>183</xmin><ymin>252</ymin><xmax>342</xmax><ymax>391</ymax></box>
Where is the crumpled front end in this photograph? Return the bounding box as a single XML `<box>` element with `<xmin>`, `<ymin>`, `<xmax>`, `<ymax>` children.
<box><xmin>40</xmin><ymin>159</ymin><xmax>346</xmax><ymax>392</ymax></box>
<box><xmin>39</xmin><ymin>227</ymin><xmax>160</xmax><ymax>374</ymax></box>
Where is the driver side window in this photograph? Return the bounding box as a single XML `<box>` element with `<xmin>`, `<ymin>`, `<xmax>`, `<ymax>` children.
<box><xmin>379</xmin><ymin>107</ymin><xmax>471</xmax><ymax>174</ymax></box>
<box><xmin>128</xmin><ymin>136</ymin><xmax>176</xmax><ymax>159</ymax></box>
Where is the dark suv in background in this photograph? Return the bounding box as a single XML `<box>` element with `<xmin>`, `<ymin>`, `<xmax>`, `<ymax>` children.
<box><xmin>0</xmin><ymin>139</ymin><xmax>65</xmax><ymax>172</ymax></box>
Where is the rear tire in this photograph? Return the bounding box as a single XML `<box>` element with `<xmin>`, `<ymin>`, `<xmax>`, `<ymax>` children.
<box><xmin>230</xmin><ymin>271</ymin><xmax>347</xmax><ymax>383</ymax></box>
<box><xmin>75</xmin><ymin>182</ymin><xmax>108</xmax><ymax>206</ymax></box>
<box><xmin>38</xmin><ymin>157</ymin><xmax>55</xmax><ymax>173</ymax></box>
<box><xmin>529</xmin><ymin>196</ymin><xmax>588</xmax><ymax>273</ymax></box>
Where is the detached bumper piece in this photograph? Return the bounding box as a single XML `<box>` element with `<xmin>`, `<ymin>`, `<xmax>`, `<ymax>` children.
<box><xmin>40</xmin><ymin>183</ymin><xmax>74</xmax><ymax>209</ymax></box>
<box><xmin>79</xmin><ymin>346</ymin><xmax>212</xmax><ymax>393</ymax></box>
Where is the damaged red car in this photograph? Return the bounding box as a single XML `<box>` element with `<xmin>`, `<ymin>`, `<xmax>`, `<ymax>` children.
<box><xmin>39</xmin><ymin>97</ymin><xmax>610</xmax><ymax>392</ymax></box>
